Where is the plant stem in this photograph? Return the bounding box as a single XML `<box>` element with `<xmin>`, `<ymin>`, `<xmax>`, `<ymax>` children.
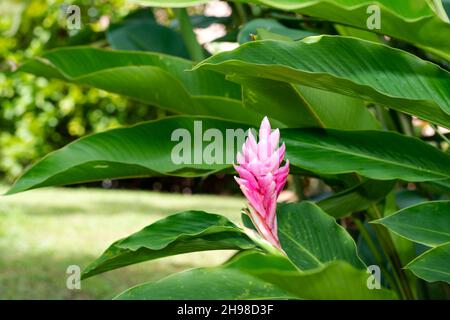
<box><xmin>234</xmin><ymin>3</ymin><xmax>248</xmax><ymax>23</ymax></box>
<box><xmin>175</xmin><ymin>8</ymin><xmax>205</xmax><ymax>62</ymax></box>
<box><xmin>398</xmin><ymin>113</ymin><xmax>414</xmax><ymax>136</ymax></box>
<box><xmin>367</xmin><ymin>204</ymin><xmax>415</xmax><ymax>300</ymax></box>
<box><xmin>353</xmin><ymin>217</ymin><xmax>398</xmax><ymax>292</ymax></box>
<box><xmin>374</xmin><ymin>105</ymin><xmax>397</xmax><ymax>131</ymax></box>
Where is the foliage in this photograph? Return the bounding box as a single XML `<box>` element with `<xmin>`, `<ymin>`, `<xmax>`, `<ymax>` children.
<box><xmin>4</xmin><ymin>0</ymin><xmax>450</xmax><ymax>300</ymax></box>
<box><xmin>0</xmin><ymin>0</ymin><xmax>153</xmax><ymax>181</ymax></box>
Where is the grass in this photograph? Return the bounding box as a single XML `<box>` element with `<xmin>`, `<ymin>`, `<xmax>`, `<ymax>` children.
<box><xmin>0</xmin><ymin>186</ymin><xmax>246</xmax><ymax>299</ymax></box>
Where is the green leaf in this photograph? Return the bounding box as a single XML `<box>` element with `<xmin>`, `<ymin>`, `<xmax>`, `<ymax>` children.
<box><xmin>195</xmin><ymin>36</ymin><xmax>450</xmax><ymax>127</ymax></box>
<box><xmin>227</xmin><ymin>251</ymin><xmax>397</xmax><ymax>300</ymax></box>
<box><xmin>395</xmin><ymin>190</ymin><xmax>429</xmax><ymax>209</ymax></box>
<box><xmin>116</xmin><ymin>250</ymin><xmax>397</xmax><ymax>300</ymax></box>
<box><xmin>238</xmin><ymin>18</ymin><xmax>315</xmax><ymax>44</ymax></box>
<box><xmin>107</xmin><ymin>10</ymin><xmax>190</xmax><ymax>58</ymax></box>
<box><xmin>283</xmin><ymin>128</ymin><xmax>450</xmax><ymax>182</ymax></box>
<box><xmin>317</xmin><ymin>180</ymin><xmax>396</xmax><ymax>218</ymax></box>
<box><xmin>115</xmin><ymin>267</ymin><xmax>294</xmax><ymax>300</ymax></box>
<box><xmin>240</xmin><ymin>77</ymin><xmax>381</xmax><ymax>130</ymax></box>
<box><xmin>373</xmin><ymin>201</ymin><xmax>450</xmax><ymax>247</ymax></box>
<box><xmin>406</xmin><ymin>243</ymin><xmax>450</xmax><ymax>283</ymax></box>
<box><xmin>18</xmin><ymin>47</ymin><xmax>267</xmax><ymax>125</ymax></box>
<box><xmin>132</xmin><ymin>0</ymin><xmax>210</xmax><ymax>7</ymax></box>
<box><xmin>241</xmin><ymin>0</ymin><xmax>450</xmax><ymax>61</ymax></box>
<box><xmin>6</xmin><ymin>117</ymin><xmax>450</xmax><ymax>195</ymax></box>
<box><xmin>82</xmin><ymin>210</ymin><xmax>256</xmax><ymax>279</ymax></box>
<box><xmin>21</xmin><ymin>47</ymin><xmax>238</xmax><ymax>96</ymax></box>
<box><xmin>277</xmin><ymin>202</ymin><xmax>365</xmax><ymax>270</ymax></box>
<box><xmin>138</xmin><ymin>0</ymin><xmax>450</xmax><ymax>60</ymax></box>
<box><xmin>4</xmin><ymin>117</ymin><xmax>245</xmax><ymax>195</ymax></box>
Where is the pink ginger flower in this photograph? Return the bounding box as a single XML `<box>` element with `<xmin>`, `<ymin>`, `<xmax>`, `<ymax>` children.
<box><xmin>234</xmin><ymin>117</ymin><xmax>290</xmax><ymax>248</ymax></box>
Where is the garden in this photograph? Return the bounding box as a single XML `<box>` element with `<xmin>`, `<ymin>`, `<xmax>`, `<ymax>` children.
<box><xmin>0</xmin><ymin>0</ymin><xmax>449</xmax><ymax>301</ymax></box>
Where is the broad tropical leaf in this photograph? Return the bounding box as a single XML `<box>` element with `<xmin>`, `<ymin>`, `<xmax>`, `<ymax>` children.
<box><xmin>244</xmin><ymin>0</ymin><xmax>450</xmax><ymax>60</ymax></box>
<box><xmin>277</xmin><ymin>202</ymin><xmax>365</xmax><ymax>269</ymax></box>
<box><xmin>226</xmin><ymin>252</ymin><xmax>397</xmax><ymax>300</ymax></box>
<box><xmin>6</xmin><ymin>117</ymin><xmax>450</xmax><ymax>195</ymax></box>
<box><xmin>5</xmin><ymin>117</ymin><xmax>246</xmax><ymax>195</ymax></box>
<box><xmin>115</xmin><ymin>267</ymin><xmax>294</xmax><ymax>300</ymax></box>
<box><xmin>282</xmin><ymin>128</ymin><xmax>450</xmax><ymax>182</ymax></box>
<box><xmin>195</xmin><ymin>36</ymin><xmax>450</xmax><ymax>127</ymax></box>
<box><xmin>20</xmin><ymin>47</ymin><xmax>240</xmax><ymax>97</ymax></box>
<box><xmin>18</xmin><ymin>47</ymin><xmax>267</xmax><ymax>125</ymax></box>
<box><xmin>373</xmin><ymin>201</ymin><xmax>450</xmax><ymax>247</ymax></box>
<box><xmin>116</xmin><ymin>251</ymin><xmax>397</xmax><ymax>300</ymax></box>
<box><xmin>82</xmin><ymin>211</ymin><xmax>257</xmax><ymax>279</ymax></box>
<box><xmin>406</xmin><ymin>243</ymin><xmax>450</xmax><ymax>283</ymax></box>
<box><xmin>135</xmin><ymin>0</ymin><xmax>450</xmax><ymax>60</ymax></box>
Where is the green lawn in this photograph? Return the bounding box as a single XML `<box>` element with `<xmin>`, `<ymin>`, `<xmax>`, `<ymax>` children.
<box><xmin>0</xmin><ymin>186</ymin><xmax>245</xmax><ymax>299</ymax></box>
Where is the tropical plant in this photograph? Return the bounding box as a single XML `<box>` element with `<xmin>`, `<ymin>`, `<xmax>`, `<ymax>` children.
<box><xmin>5</xmin><ymin>0</ymin><xmax>450</xmax><ymax>300</ymax></box>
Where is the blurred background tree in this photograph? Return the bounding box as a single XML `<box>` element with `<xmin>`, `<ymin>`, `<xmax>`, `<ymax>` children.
<box><xmin>0</xmin><ymin>0</ymin><xmax>156</xmax><ymax>182</ymax></box>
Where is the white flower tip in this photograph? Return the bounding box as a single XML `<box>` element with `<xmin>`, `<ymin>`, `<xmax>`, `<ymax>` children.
<box><xmin>260</xmin><ymin>116</ymin><xmax>271</xmax><ymax>138</ymax></box>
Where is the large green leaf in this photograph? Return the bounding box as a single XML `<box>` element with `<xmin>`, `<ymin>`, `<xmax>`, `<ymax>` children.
<box><xmin>82</xmin><ymin>211</ymin><xmax>257</xmax><ymax>279</ymax></box>
<box><xmin>20</xmin><ymin>47</ymin><xmax>240</xmax><ymax>97</ymax></box>
<box><xmin>245</xmin><ymin>0</ymin><xmax>450</xmax><ymax>60</ymax></box>
<box><xmin>5</xmin><ymin>117</ymin><xmax>245</xmax><ymax>195</ymax></box>
<box><xmin>317</xmin><ymin>180</ymin><xmax>396</xmax><ymax>218</ymax></box>
<box><xmin>107</xmin><ymin>9</ymin><xmax>190</xmax><ymax>58</ymax></box>
<box><xmin>240</xmin><ymin>77</ymin><xmax>381</xmax><ymax>130</ymax></box>
<box><xmin>135</xmin><ymin>0</ymin><xmax>450</xmax><ymax>60</ymax></box>
<box><xmin>282</xmin><ymin>128</ymin><xmax>450</xmax><ymax>182</ymax></box>
<box><xmin>373</xmin><ymin>201</ymin><xmax>450</xmax><ymax>247</ymax></box>
<box><xmin>227</xmin><ymin>251</ymin><xmax>397</xmax><ymax>300</ymax></box>
<box><xmin>277</xmin><ymin>202</ymin><xmax>365</xmax><ymax>270</ymax></box>
<box><xmin>406</xmin><ymin>243</ymin><xmax>450</xmax><ymax>283</ymax></box>
<box><xmin>116</xmin><ymin>251</ymin><xmax>397</xmax><ymax>300</ymax></box>
<box><xmin>115</xmin><ymin>267</ymin><xmax>294</xmax><ymax>300</ymax></box>
<box><xmin>6</xmin><ymin>117</ymin><xmax>450</xmax><ymax>195</ymax></box>
<box><xmin>195</xmin><ymin>36</ymin><xmax>450</xmax><ymax>127</ymax></box>
<box><xmin>18</xmin><ymin>47</ymin><xmax>267</xmax><ymax>125</ymax></box>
